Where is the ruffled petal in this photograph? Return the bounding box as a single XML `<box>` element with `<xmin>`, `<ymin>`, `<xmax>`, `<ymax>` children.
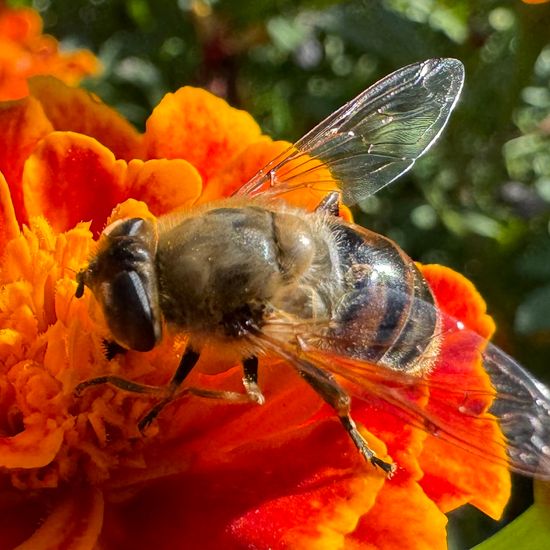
<box><xmin>125</xmin><ymin>158</ymin><xmax>203</xmax><ymax>216</ymax></box>
<box><xmin>0</xmin><ymin>171</ymin><xmax>19</xmax><ymax>251</ymax></box>
<box><xmin>351</xmin><ymin>386</ymin><xmax>426</xmax><ymax>480</ymax></box>
<box><xmin>420</xmin><ymin>264</ymin><xmax>495</xmax><ymax>339</ymax></box>
<box><xmin>0</xmin><ymin>96</ymin><xmax>53</xmax><ymax>224</ymax></box>
<box><xmin>29</xmin><ymin>77</ymin><xmax>143</xmax><ymax>161</ymax></box>
<box><xmin>0</xmin><ymin>6</ymin><xmax>99</xmax><ymax>101</ymax></box>
<box><xmin>144</xmin><ymin>87</ymin><xmax>262</xmax><ymax>185</ymax></box>
<box><xmin>347</xmin><ymin>478</ymin><xmax>448</xmax><ymax>550</ymax></box>
<box><xmin>98</xmin><ymin>364</ymin><xmax>387</xmax><ymax>549</ymax></box>
<box><xmin>419</xmin><ymin>264</ymin><xmax>511</xmax><ymax>520</ymax></box>
<box><xmin>0</xmin><ymin>7</ymin><xmax>42</xmax><ymax>42</ymax></box>
<box><xmin>104</xmin><ymin>436</ymin><xmax>385</xmax><ymax>550</ymax></box>
<box><xmin>102</xmin><ymin>424</ymin><xmax>386</xmax><ymax>550</ymax></box>
<box><xmin>14</xmin><ymin>488</ymin><xmax>103</xmax><ymax>550</ymax></box>
<box><xmin>0</xmin><ymin>418</ymin><xmax>64</xmax><ymax>469</ymax></box>
<box><xmin>22</xmin><ymin>132</ymin><xmax>127</xmax><ymax>234</ymax></box>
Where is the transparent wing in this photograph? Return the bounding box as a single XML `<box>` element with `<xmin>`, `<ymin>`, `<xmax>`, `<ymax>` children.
<box><xmin>252</xmin><ymin>289</ymin><xmax>550</xmax><ymax>479</ymax></box>
<box><xmin>236</xmin><ymin>58</ymin><xmax>465</xmax><ymax>205</ymax></box>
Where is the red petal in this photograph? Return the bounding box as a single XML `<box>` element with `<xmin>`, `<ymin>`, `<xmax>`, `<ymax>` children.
<box><xmin>420</xmin><ymin>264</ymin><xmax>495</xmax><ymax>339</ymax></box>
<box><xmin>29</xmin><ymin>76</ymin><xmax>143</xmax><ymax>161</ymax></box>
<box><xmin>0</xmin><ymin>491</ymin><xmax>47</xmax><ymax>549</ymax></box>
<box><xmin>0</xmin><ymin>96</ymin><xmax>53</xmax><ymax>225</ymax></box>
<box><xmin>0</xmin><ymin>420</ymin><xmax>64</xmax><ymax>469</ymax></box>
<box><xmin>419</xmin><ymin>264</ymin><xmax>511</xmax><ymax>519</ymax></box>
<box><xmin>22</xmin><ymin>132</ymin><xmax>127</xmax><ymax>234</ymax></box>
<box><xmin>0</xmin><ymin>171</ymin><xmax>19</xmax><ymax>250</ymax></box>
<box><xmin>101</xmin><ymin>365</ymin><xmax>387</xmax><ymax>549</ymax></box>
<box><xmin>102</xmin><ymin>421</ymin><xmax>385</xmax><ymax>550</ymax></box>
<box><xmin>15</xmin><ymin>488</ymin><xmax>103</xmax><ymax>550</ymax></box>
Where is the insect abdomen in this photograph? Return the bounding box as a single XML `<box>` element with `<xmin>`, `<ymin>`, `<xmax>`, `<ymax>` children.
<box><xmin>327</xmin><ymin>222</ymin><xmax>438</xmax><ymax>374</ymax></box>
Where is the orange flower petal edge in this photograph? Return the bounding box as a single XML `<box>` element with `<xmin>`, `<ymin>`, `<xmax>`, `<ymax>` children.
<box><xmin>22</xmin><ymin>132</ymin><xmax>204</xmax><ymax>235</ymax></box>
<box><xmin>0</xmin><ymin>96</ymin><xmax>54</xmax><ymax>225</ymax></box>
<box><xmin>29</xmin><ymin>77</ymin><xmax>143</xmax><ymax>161</ymax></box>
<box><xmin>22</xmin><ymin>132</ymin><xmax>128</xmax><ymax>234</ymax></box>
<box><xmin>144</xmin><ymin>86</ymin><xmax>263</xmax><ymax>185</ymax></box>
<box><xmin>0</xmin><ymin>5</ymin><xmax>100</xmax><ymax>101</ymax></box>
<box><xmin>419</xmin><ymin>264</ymin><xmax>511</xmax><ymax>520</ymax></box>
<box><xmin>348</xmin><ymin>478</ymin><xmax>449</xmax><ymax>550</ymax></box>
<box><xmin>0</xmin><ymin>171</ymin><xmax>19</xmax><ymax>250</ymax></box>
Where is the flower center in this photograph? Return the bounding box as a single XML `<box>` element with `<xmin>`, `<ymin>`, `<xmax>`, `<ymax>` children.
<box><xmin>0</xmin><ymin>218</ymin><xmax>174</xmax><ymax>490</ymax></box>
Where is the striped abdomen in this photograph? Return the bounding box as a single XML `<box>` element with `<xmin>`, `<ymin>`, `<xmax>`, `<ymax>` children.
<box><xmin>325</xmin><ymin>221</ymin><xmax>439</xmax><ymax>374</ymax></box>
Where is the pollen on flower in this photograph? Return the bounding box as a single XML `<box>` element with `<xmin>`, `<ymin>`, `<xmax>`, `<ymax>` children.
<box><xmin>0</xmin><ymin>216</ymin><xmax>171</xmax><ymax>490</ymax></box>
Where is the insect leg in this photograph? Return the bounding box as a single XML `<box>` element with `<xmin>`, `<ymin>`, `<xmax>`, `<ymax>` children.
<box><xmin>75</xmin><ymin>375</ymin><xmax>163</xmax><ymax>396</ymax></box>
<box><xmin>297</xmin><ymin>359</ymin><xmax>395</xmax><ymax>475</ymax></box>
<box><xmin>138</xmin><ymin>351</ymin><xmax>266</xmax><ymax>431</ymax></box>
<box><xmin>102</xmin><ymin>339</ymin><xmax>127</xmax><ymax>360</ymax></box>
<box><xmin>137</xmin><ymin>346</ymin><xmax>201</xmax><ymax>430</ymax></box>
<box><xmin>242</xmin><ymin>356</ymin><xmax>265</xmax><ymax>404</ymax></box>
<box><xmin>315</xmin><ymin>191</ymin><xmax>340</xmax><ymax>216</ymax></box>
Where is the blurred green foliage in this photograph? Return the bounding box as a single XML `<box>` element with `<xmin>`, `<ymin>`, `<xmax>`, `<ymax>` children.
<box><xmin>9</xmin><ymin>0</ymin><xmax>550</xmax><ymax>547</ymax></box>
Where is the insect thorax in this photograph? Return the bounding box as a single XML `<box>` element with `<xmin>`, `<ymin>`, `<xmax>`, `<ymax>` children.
<box><xmin>155</xmin><ymin>204</ymin><xmax>340</xmax><ymax>339</ymax></box>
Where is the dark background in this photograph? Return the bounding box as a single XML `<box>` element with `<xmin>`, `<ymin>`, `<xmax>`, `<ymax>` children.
<box><xmin>10</xmin><ymin>0</ymin><xmax>550</xmax><ymax>547</ymax></box>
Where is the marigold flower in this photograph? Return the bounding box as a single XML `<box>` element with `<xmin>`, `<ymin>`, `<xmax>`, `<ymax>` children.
<box><xmin>0</xmin><ymin>3</ymin><xmax>99</xmax><ymax>101</ymax></box>
<box><xmin>0</xmin><ymin>78</ymin><xmax>511</xmax><ymax>549</ymax></box>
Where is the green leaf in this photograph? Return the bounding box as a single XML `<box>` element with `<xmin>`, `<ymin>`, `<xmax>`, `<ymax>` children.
<box><xmin>473</xmin><ymin>481</ymin><xmax>550</xmax><ymax>550</ymax></box>
<box><xmin>515</xmin><ymin>285</ymin><xmax>550</xmax><ymax>336</ymax></box>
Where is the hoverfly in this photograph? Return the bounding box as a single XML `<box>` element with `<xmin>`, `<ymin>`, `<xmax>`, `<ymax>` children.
<box><xmin>76</xmin><ymin>58</ymin><xmax>550</xmax><ymax>478</ymax></box>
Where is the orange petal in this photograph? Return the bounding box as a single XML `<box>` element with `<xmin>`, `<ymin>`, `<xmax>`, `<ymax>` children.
<box><xmin>264</xmin><ymin>147</ymin><xmax>344</xmax><ymax>213</ymax></box>
<box><xmin>15</xmin><ymin>488</ymin><xmax>103</xmax><ymax>550</ymax></box>
<box><xmin>0</xmin><ymin>96</ymin><xmax>54</xmax><ymax>224</ymax></box>
<box><xmin>144</xmin><ymin>87</ymin><xmax>262</xmax><ymax>184</ymax></box>
<box><xmin>0</xmin><ymin>6</ymin><xmax>99</xmax><ymax>101</ymax></box>
<box><xmin>351</xmin><ymin>391</ymin><xmax>426</xmax><ymax>480</ymax></box>
<box><xmin>22</xmin><ymin>132</ymin><xmax>127</xmax><ymax>234</ymax></box>
<box><xmin>0</xmin><ymin>418</ymin><xmax>64</xmax><ymax>469</ymax></box>
<box><xmin>35</xmin><ymin>49</ymin><xmax>101</xmax><ymax>89</ymax></box>
<box><xmin>29</xmin><ymin>76</ymin><xmax>143</xmax><ymax>161</ymax></box>
<box><xmin>0</xmin><ymin>9</ymin><xmax>44</xmax><ymax>100</ymax></box>
<box><xmin>420</xmin><ymin>263</ymin><xmax>495</xmax><ymax>339</ymax></box>
<box><xmin>126</xmin><ymin>158</ymin><xmax>203</xmax><ymax>216</ymax></box>
<box><xmin>418</xmin><ymin>338</ymin><xmax>511</xmax><ymax>519</ymax></box>
<box><xmin>347</xmin><ymin>478</ymin><xmax>448</xmax><ymax>550</ymax></box>
<box><xmin>105</xmin><ymin>198</ymin><xmax>156</xmax><ymax>224</ymax></box>
<box><xmin>201</xmin><ymin>138</ymin><xmax>290</xmax><ymax>201</ymax></box>
<box><xmin>0</xmin><ymin>7</ymin><xmax>42</xmax><ymax>42</ymax></box>
<box><xmin>0</xmin><ymin>171</ymin><xmax>19</xmax><ymax>250</ymax></box>
<box><xmin>419</xmin><ymin>264</ymin><xmax>511</xmax><ymax>519</ymax></box>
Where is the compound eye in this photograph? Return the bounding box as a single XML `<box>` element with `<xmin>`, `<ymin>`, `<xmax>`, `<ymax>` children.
<box><xmin>101</xmin><ymin>270</ymin><xmax>162</xmax><ymax>352</ymax></box>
